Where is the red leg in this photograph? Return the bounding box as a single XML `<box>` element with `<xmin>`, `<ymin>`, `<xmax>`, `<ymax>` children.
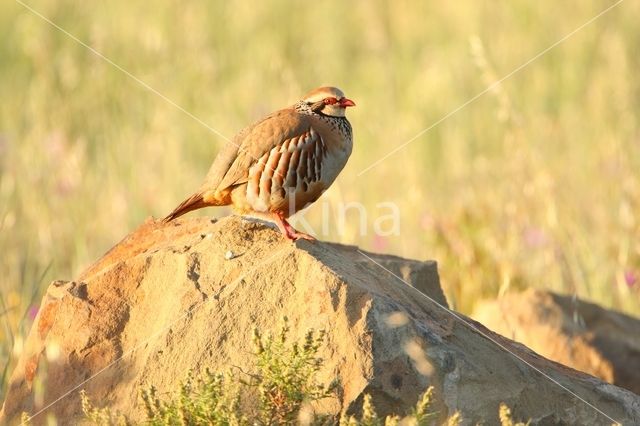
<box><xmin>272</xmin><ymin>212</ymin><xmax>315</xmax><ymax>241</ymax></box>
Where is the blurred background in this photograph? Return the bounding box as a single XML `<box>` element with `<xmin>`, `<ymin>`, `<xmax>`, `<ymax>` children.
<box><xmin>1</xmin><ymin>0</ymin><xmax>639</xmax><ymax>398</ymax></box>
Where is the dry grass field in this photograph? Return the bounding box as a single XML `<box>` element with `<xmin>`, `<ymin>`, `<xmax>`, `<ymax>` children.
<box><xmin>1</xmin><ymin>0</ymin><xmax>639</xmax><ymax>398</ymax></box>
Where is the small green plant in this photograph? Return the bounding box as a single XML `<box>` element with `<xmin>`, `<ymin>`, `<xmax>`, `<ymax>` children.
<box><xmin>338</xmin><ymin>388</ymin><xmax>459</xmax><ymax>426</ymax></box>
<box><xmin>338</xmin><ymin>393</ymin><xmax>398</xmax><ymax>426</ymax></box>
<box><xmin>78</xmin><ymin>320</ymin><xmax>525</xmax><ymax>425</ymax></box>
<box><xmin>140</xmin><ymin>370</ymin><xmax>243</xmax><ymax>425</ymax></box>
<box><xmin>249</xmin><ymin>317</ymin><xmax>337</xmax><ymax>424</ymax></box>
<box><xmin>82</xmin><ymin>318</ymin><xmax>337</xmax><ymax>425</ymax></box>
<box><xmin>498</xmin><ymin>402</ymin><xmax>530</xmax><ymax>426</ymax></box>
<box><xmin>81</xmin><ymin>390</ymin><xmax>129</xmax><ymax>426</ymax></box>
<box><xmin>411</xmin><ymin>386</ymin><xmax>437</xmax><ymax>425</ymax></box>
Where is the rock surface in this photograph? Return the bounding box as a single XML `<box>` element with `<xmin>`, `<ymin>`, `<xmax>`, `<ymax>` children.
<box><xmin>1</xmin><ymin>216</ymin><xmax>639</xmax><ymax>425</ymax></box>
<box><xmin>473</xmin><ymin>288</ymin><xmax>640</xmax><ymax>396</ymax></box>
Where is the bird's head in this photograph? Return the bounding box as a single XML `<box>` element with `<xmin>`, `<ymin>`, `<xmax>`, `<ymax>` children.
<box><xmin>302</xmin><ymin>86</ymin><xmax>355</xmax><ymax>118</ymax></box>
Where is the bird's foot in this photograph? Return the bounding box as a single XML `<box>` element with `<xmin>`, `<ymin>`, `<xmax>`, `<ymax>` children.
<box><xmin>286</xmin><ymin>229</ymin><xmax>316</xmax><ymax>241</ymax></box>
<box><xmin>273</xmin><ymin>213</ymin><xmax>316</xmax><ymax>241</ymax></box>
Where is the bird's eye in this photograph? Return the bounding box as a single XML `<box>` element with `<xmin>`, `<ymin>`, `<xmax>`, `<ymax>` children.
<box><xmin>323</xmin><ymin>97</ymin><xmax>338</xmax><ymax>105</ymax></box>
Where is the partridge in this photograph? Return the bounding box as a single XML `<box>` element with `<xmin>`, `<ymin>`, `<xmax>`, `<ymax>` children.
<box><xmin>163</xmin><ymin>86</ymin><xmax>355</xmax><ymax>240</ymax></box>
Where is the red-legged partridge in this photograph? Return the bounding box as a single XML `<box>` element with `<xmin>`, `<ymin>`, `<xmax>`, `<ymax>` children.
<box><xmin>163</xmin><ymin>86</ymin><xmax>355</xmax><ymax>240</ymax></box>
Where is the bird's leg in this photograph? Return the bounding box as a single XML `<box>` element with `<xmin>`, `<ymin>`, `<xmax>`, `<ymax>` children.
<box><xmin>272</xmin><ymin>212</ymin><xmax>316</xmax><ymax>241</ymax></box>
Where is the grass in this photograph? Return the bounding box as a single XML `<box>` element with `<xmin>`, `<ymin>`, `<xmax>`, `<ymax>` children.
<box><xmin>2</xmin><ymin>0</ymin><xmax>640</xmax><ymax>400</ymax></box>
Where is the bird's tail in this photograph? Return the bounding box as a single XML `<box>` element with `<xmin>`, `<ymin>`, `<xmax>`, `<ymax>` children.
<box><xmin>163</xmin><ymin>192</ymin><xmax>210</xmax><ymax>223</ymax></box>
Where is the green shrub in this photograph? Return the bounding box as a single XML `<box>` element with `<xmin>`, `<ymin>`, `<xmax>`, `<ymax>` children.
<box><xmin>139</xmin><ymin>370</ymin><xmax>243</xmax><ymax>425</ymax></box>
<box><xmin>73</xmin><ymin>319</ymin><xmax>525</xmax><ymax>425</ymax></box>
<box><xmin>249</xmin><ymin>318</ymin><xmax>337</xmax><ymax>424</ymax></box>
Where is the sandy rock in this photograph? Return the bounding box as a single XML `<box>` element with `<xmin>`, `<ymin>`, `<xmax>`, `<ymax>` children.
<box><xmin>2</xmin><ymin>216</ymin><xmax>639</xmax><ymax>425</ymax></box>
<box><xmin>473</xmin><ymin>288</ymin><xmax>640</xmax><ymax>395</ymax></box>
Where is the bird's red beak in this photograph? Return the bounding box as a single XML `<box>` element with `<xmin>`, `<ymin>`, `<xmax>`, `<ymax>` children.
<box><xmin>339</xmin><ymin>98</ymin><xmax>356</xmax><ymax>108</ymax></box>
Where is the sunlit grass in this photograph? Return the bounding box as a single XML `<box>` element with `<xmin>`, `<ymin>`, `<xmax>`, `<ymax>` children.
<box><xmin>1</xmin><ymin>0</ymin><xmax>639</xmax><ymax>400</ymax></box>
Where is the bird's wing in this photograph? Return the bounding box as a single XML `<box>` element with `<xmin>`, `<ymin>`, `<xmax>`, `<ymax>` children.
<box><xmin>201</xmin><ymin>108</ymin><xmax>311</xmax><ymax>192</ymax></box>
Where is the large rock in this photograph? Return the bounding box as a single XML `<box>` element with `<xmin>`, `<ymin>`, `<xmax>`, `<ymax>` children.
<box><xmin>473</xmin><ymin>288</ymin><xmax>640</xmax><ymax>396</ymax></box>
<box><xmin>2</xmin><ymin>216</ymin><xmax>639</xmax><ymax>425</ymax></box>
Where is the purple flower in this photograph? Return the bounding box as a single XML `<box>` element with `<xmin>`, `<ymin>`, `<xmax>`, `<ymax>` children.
<box><xmin>523</xmin><ymin>227</ymin><xmax>548</xmax><ymax>248</ymax></box>
<box><xmin>373</xmin><ymin>234</ymin><xmax>388</xmax><ymax>252</ymax></box>
<box><xmin>27</xmin><ymin>305</ymin><xmax>39</xmax><ymax>320</ymax></box>
<box><xmin>624</xmin><ymin>270</ymin><xmax>638</xmax><ymax>288</ymax></box>
<box><xmin>420</xmin><ymin>213</ymin><xmax>435</xmax><ymax>230</ymax></box>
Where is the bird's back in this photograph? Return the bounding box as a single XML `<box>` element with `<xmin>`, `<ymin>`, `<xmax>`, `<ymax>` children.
<box><xmin>200</xmin><ymin>108</ymin><xmax>311</xmax><ymax>195</ymax></box>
